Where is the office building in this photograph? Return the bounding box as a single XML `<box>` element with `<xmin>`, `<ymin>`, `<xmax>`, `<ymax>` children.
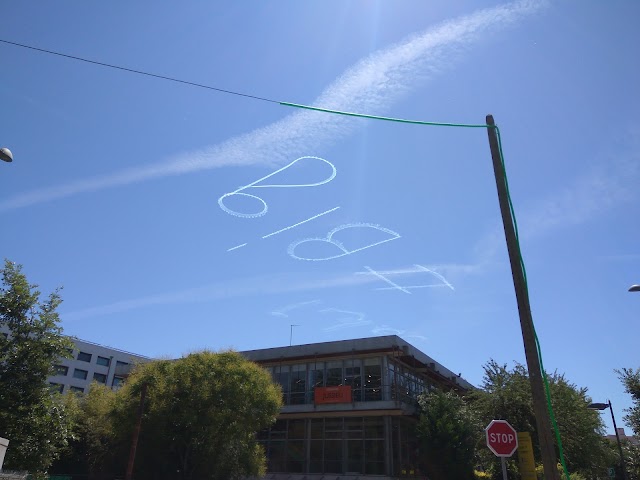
<box><xmin>242</xmin><ymin>335</ymin><xmax>473</xmax><ymax>478</ymax></box>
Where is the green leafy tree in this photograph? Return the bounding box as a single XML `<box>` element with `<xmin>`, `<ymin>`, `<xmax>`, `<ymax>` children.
<box><xmin>617</xmin><ymin>367</ymin><xmax>640</xmax><ymax>480</ymax></box>
<box><xmin>50</xmin><ymin>383</ymin><xmax>119</xmax><ymax>476</ymax></box>
<box><xmin>618</xmin><ymin>368</ymin><xmax>640</xmax><ymax>434</ymax></box>
<box><xmin>110</xmin><ymin>350</ymin><xmax>282</xmax><ymax>480</ymax></box>
<box><xmin>469</xmin><ymin>360</ymin><xmax>613</xmax><ymax>479</ymax></box>
<box><xmin>416</xmin><ymin>389</ymin><xmax>481</xmax><ymax>480</ymax></box>
<box><xmin>0</xmin><ymin>260</ymin><xmax>74</xmax><ymax>475</ymax></box>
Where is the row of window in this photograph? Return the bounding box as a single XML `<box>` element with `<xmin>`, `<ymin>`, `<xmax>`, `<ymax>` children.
<box><xmin>49</xmin><ymin>373</ymin><xmax>125</xmax><ymax>394</ymax></box>
<box><xmin>74</xmin><ymin>351</ymin><xmax>129</xmax><ymax>369</ymax></box>
<box><xmin>264</xmin><ymin>356</ymin><xmax>434</xmax><ymax>406</ymax></box>
<box><xmin>257</xmin><ymin>418</ymin><xmax>385</xmax><ymax>475</ymax></box>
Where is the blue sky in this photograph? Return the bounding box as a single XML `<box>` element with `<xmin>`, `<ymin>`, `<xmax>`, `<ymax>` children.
<box><xmin>1</xmin><ymin>1</ymin><xmax>638</xmax><ymax>434</ymax></box>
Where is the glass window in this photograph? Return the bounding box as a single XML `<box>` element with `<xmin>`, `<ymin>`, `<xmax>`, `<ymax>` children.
<box><xmin>310</xmin><ymin>363</ymin><xmax>324</xmax><ymax>393</ymax></box>
<box><xmin>49</xmin><ymin>382</ymin><xmax>64</xmax><ymax>393</ymax></box>
<box><xmin>268</xmin><ymin>441</ymin><xmax>286</xmax><ymax>472</ymax></box>
<box><xmin>345</xmin><ymin>359</ymin><xmax>362</xmax><ymax>401</ymax></box>
<box><xmin>286</xmin><ymin>440</ymin><xmax>305</xmax><ymax>473</ymax></box>
<box><xmin>274</xmin><ymin>366</ymin><xmax>290</xmax><ymax>404</ymax></box>
<box><xmin>326</xmin><ymin>361</ymin><xmax>343</xmax><ymax>387</ymax></box>
<box><xmin>364</xmin><ymin>360</ymin><xmax>382</xmax><ymax>401</ymax></box>
<box><xmin>73</xmin><ymin>368</ymin><xmax>88</xmax><ymax>380</ymax></box>
<box><xmin>287</xmin><ymin>419</ymin><xmax>305</xmax><ymax>440</ymax></box>
<box><xmin>54</xmin><ymin>364</ymin><xmax>68</xmax><ymax>376</ymax></box>
<box><xmin>77</xmin><ymin>351</ymin><xmax>92</xmax><ymax>362</ymax></box>
<box><xmin>270</xmin><ymin>420</ymin><xmax>287</xmax><ymax>440</ymax></box>
<box><xmin>112</xmin><ymin>376</ymin><xmax>125</xmax><ymax>387</ymax></box>
<box><xmin>324</xmin><ymin>440</ymin><xmax>343</xmax><ymax>473</ymax></box>
<box><xmin>93</xmin><ymin>372</ymin><xmax>107</xmax><ymax>384</ymax></box>
<box><xmin>116</xmin><ymin>360</ymin><xmax>129</xmax><ymax>367</ymax></box>
<box><xmin>69</xmin><ymin>386</ymin><xmax>84</xmax><ymax>393</ymax></box>
<box><xmin>309</xmin><ymin>440</ymin><xmax>323</xmax><ymax>473</ymax></box>
<box><xmin>96</xmin><ymin>356</ymin><xmax>110</xmax><ymax>367</ymax></box>
<box><xmin>290</xmin><ymin>364</ymin><xmax>307</xmax><ymax>404</ymax></box>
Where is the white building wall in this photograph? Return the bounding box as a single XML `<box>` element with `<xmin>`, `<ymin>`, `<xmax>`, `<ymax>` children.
<box><xmin>48</xmin><ymin>338</ymin><xmax>151</xmax><ymax>394</ymax></box>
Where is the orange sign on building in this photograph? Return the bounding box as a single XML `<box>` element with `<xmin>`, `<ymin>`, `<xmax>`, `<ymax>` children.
<box><xmin>314</xmin><ymin>386</ymin><xmax>352</xmax><ymax>404</ymax></box>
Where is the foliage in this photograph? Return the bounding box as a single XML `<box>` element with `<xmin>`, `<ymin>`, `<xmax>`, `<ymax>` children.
<box><xmin>0</xmin><ymin>260</ymin><xmax>74</xmax><ymax>475</ymax></box>
<box><xmin>469</xmin><ymin>360</ymin><xmax>613</xmax><ymax>479</ymax></box>
<box><xmin>111</xmin><ymin>350</ymin><xmax>282</xmax><ymax>480</ymax></box>
<box><xmin>416</xmin><ymin>389</ymin><xmax>481</xmax><ymax>480</ymax></box>
<box><xmin>50</xmin><ymin>383</ymin><xmax>119</xmax><ymax>476</ymax></box>
<box><xmin>617</xmin><ymin>367</ymin><xmax>640</xmax><ymax>435</ymax></box>
<box><xmin>622</xmin><ymin>441</ymin><xmax>640</xmax><ymax>480</ymax></box>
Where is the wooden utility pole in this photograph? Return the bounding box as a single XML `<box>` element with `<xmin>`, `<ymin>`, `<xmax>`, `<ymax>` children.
<box><xmin>486</xmin><ymin>115</ymin><xmax>561</xmax><ymax>480</ymax></box>
<box><xmin>125</xmin><ymin>382</ymin><xmax>147</xmax><ymax>480</ymax></box>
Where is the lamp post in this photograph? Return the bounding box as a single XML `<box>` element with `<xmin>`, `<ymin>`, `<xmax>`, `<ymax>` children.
<box><xmin>588</xmin><ymin>400</ymin><xmax>628</xmax><ymax>480</ymax></box>
<box><xmin>629</xmin><ymin>285</ymin><xmax>640</xmax><ymax>293</ymax></box>
<box><xmin>0</xmin><ymin>147</ymin><xmax>13</xmax><ymax>163</ymax></box>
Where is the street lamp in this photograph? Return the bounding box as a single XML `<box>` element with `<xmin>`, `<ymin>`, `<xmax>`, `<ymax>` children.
<box><xmin>588</xmin><ymin>400</ymin><xmax>628</xmax><ymax>480</ymax></box>
<box><xmin>629</xmin><ymin>285</ymin><xmax>640</xmax><ymax>293</ymax></box>
<box><xmin>0</xmin><ymin>147</ymin><xmax>13</xmax><ymax>163</ymax></box>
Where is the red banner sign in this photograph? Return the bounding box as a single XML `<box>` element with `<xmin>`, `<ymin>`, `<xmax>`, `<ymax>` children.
<box><xmin>314</xmin><ymin>386</ymin><xmax>352</xmax><ymax>404</ymax></box>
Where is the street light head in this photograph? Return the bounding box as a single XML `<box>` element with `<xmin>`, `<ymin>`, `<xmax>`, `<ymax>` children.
<box><xmin>629</xmin><ymin>285</ymin><xmax>640</xmax><ymax>293</ymax></box>
<box><xmin>587</xmin><ymin>402</ymin><xmax>609</xmax><ymax>410</ymax></box>
<box><xmin>0</xmin><ymin>147</ymin><xmax>13</xmax><ymax>163</ymax></box>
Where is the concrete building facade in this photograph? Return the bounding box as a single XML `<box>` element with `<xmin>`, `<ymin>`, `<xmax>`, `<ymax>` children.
<box><xmin>47</xmin><ymin>337</ymin><xmax>151</xmax><ymax>394</ymax></box>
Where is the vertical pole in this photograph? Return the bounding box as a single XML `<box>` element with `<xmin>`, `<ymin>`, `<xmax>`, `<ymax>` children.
<box><xmin>485</xmin><ymin>115</ymin><xmax>560</xmax><ymax>480</ymax></box>
<box><xmin>501</xmin><ymin>457</ymin><xmax>508</xmax><ymax>480</ymax></box>
<box><xmin>125</xmin><ymin>383</ymin><xmax>147</xmax><ymax>480</ymax></box>
<box><xmin>609</xmin><ymin>400</ymin><xmax>629</xmax><ymax>480</ymax></box>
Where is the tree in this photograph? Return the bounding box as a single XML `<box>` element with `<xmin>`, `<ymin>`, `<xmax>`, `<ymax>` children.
<box><xmin>416</xmin><ymin>389</ymin><xmax>481</xmax><ymax>480</ymax></box>
<box><xmin>469</xmin><ymin>360</ymin><xmax>614</xmax><ymax>479</ymax></box>
<box><xmin>50</xmin><ymin>383</ymin><xmax>119</xmax><ymax>477</ymax></box>
<box><xmin>0</xmin><ymin>260</ymin><xmax>74</xmax><ymax>475</ymax></box>
<box><xmin>617</xmin><ymin>367</ymin><xmax>640</xmax><ymax>480</ymax></box>
<box><xmin>618</xmin><ymin>368</ymin><xmax>640</xmax><ymax>434</ymax></box>
<box><xmin>108</xmin><ymin>350</ymin><xmax>282</xmax><ymax>480</ymax></box>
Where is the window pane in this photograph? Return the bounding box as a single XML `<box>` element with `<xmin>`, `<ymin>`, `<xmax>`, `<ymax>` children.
<box><xmin>112</xmin><ymin>376</ymin><xmax>125</xmax><ymax>387</ymax></box>
<box><xmin>77</xmin><ymin>351</ymin><xmax>92</xmax><ymax>362</ymax></box>
<box><xmin>288</xmin><ymin>420</ymin><xmax>305</xmax><ymax>440</ymax></box>
<box><xmin>268</xmin><ymin>441</ymin><xmax>286</xmax><ymax>472</ymax></box>
<box><xmin>96</xmin><ymin>356</ymin><xmax>110</xmax><ymax>366</ymax></box>
<box><xmin>290</xmin><ymin>366</ymin><xmax>306</xmax><ymax>405</ymax></box>
<box><xmin>69</xmin><ymin>386</ymin><xmax>84</xmax><ymax>393</ymax></box>
<box><xmin>326</xmin><ymin>361</ymin><xmax>342</xmax><ymax>387</ymax></box>
<box><xmin>73</xmin><ymin>368</ymin><xmax>88</xmax><ymax>380</ymax></box>
<box><xmin>347</xmin><ymin>439</ymin><xmax>363</xmax><ymax>473</ymax></box>
<box><xmin>309</xmin><ymin>440</ymin><xmax>323</xmax><ymax>473</ymax></box>
<box><xmin>364</xmin><ymin>363</ymin><xmax>382</xmax><ymax>401</ymax></box>
<box><xmin>270</xmin><ymin>420</ymin><xmax>287</xmax><ymax>440</ymax></box>
<box><xmin>324</xmin><ymin>440</ymin><xmax>342</xmax><ymax>473</ymax></box>
<box><xmin>286</xmin><ymin>440</ymin><xmax>305</xmax><ymax>473</ymax></box>
<box><xmin>93</xmin><ymin>372</ymin><xmax>107</xmax><ymax>384</ymax></box>
<box><xmin>49</xmin><ymin>382</ymin><xmax>64</xmax><ymax>393</ymax></box>
<box><xmin>54</xmin><ymin>364</ymin><xmax>68</xmax><ymax>376</ymax></box>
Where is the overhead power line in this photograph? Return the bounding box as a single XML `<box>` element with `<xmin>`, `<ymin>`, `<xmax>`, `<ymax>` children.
<box><xmin>0</xmin><ymin>38</ymin><xmax>279</xmax><ymax>104</ymax></box>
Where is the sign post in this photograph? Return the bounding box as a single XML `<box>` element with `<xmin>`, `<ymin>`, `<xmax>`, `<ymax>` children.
<box><xmin>486</xmin><ymin>420</ymin><xmax>518</xmax><ymax>480</ymax></box>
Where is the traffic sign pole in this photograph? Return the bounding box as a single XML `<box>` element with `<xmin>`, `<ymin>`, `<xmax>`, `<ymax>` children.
<box><xmin>501</xmin><ymin>457</ymin><xmax>508</xmax><ymax>480</ymax></box>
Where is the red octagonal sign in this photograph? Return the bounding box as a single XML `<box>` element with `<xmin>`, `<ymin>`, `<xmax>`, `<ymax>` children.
<box><xmin>485</xmin><ymin>420</ymin><xmax>518</xmax><ymax>457</ymax></box>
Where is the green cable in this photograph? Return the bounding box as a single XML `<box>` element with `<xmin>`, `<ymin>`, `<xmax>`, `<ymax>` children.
<box><xmin>495</xmin><ymin>128</ymin><xmax>571</xmax><ymax>480</ymax></box>
<box><xmin>282</xmin><ymin>101</ymin><xmax>571</xmax><ymax>479</ymax></box>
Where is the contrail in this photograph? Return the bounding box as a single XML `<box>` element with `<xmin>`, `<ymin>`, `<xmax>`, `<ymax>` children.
<box><xmin>0</xmin><ymin>0</ymin><xmax>545</xmax><ymax>212</ymax></box>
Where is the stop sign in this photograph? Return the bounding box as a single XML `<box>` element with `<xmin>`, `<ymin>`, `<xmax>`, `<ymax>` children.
<box><xmin>485</xmin><ymin>420</ymin><xmax>518</xmax><ymax>457</ymax></box>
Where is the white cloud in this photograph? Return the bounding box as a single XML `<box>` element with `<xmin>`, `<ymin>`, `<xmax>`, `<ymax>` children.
<box><xmin>0</xmin><ymin>0</ymin><xmax>546</xmax><ymax>212</ymax></box>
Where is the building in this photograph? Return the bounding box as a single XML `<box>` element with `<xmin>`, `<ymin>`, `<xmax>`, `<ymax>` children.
<box><xmin>47</xmin><ymin>337</ymin><xmax>151</xmax><ymax>394</ymax></box>
<box><xmin>241</xmin><ymin>335</ymin><xmax>473</xmax><ymax>479</ymax></box>
<box><xmin>1</xmin><ymin>323</ymin><xmax>151</xmax><ymax>394</ymax></box>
